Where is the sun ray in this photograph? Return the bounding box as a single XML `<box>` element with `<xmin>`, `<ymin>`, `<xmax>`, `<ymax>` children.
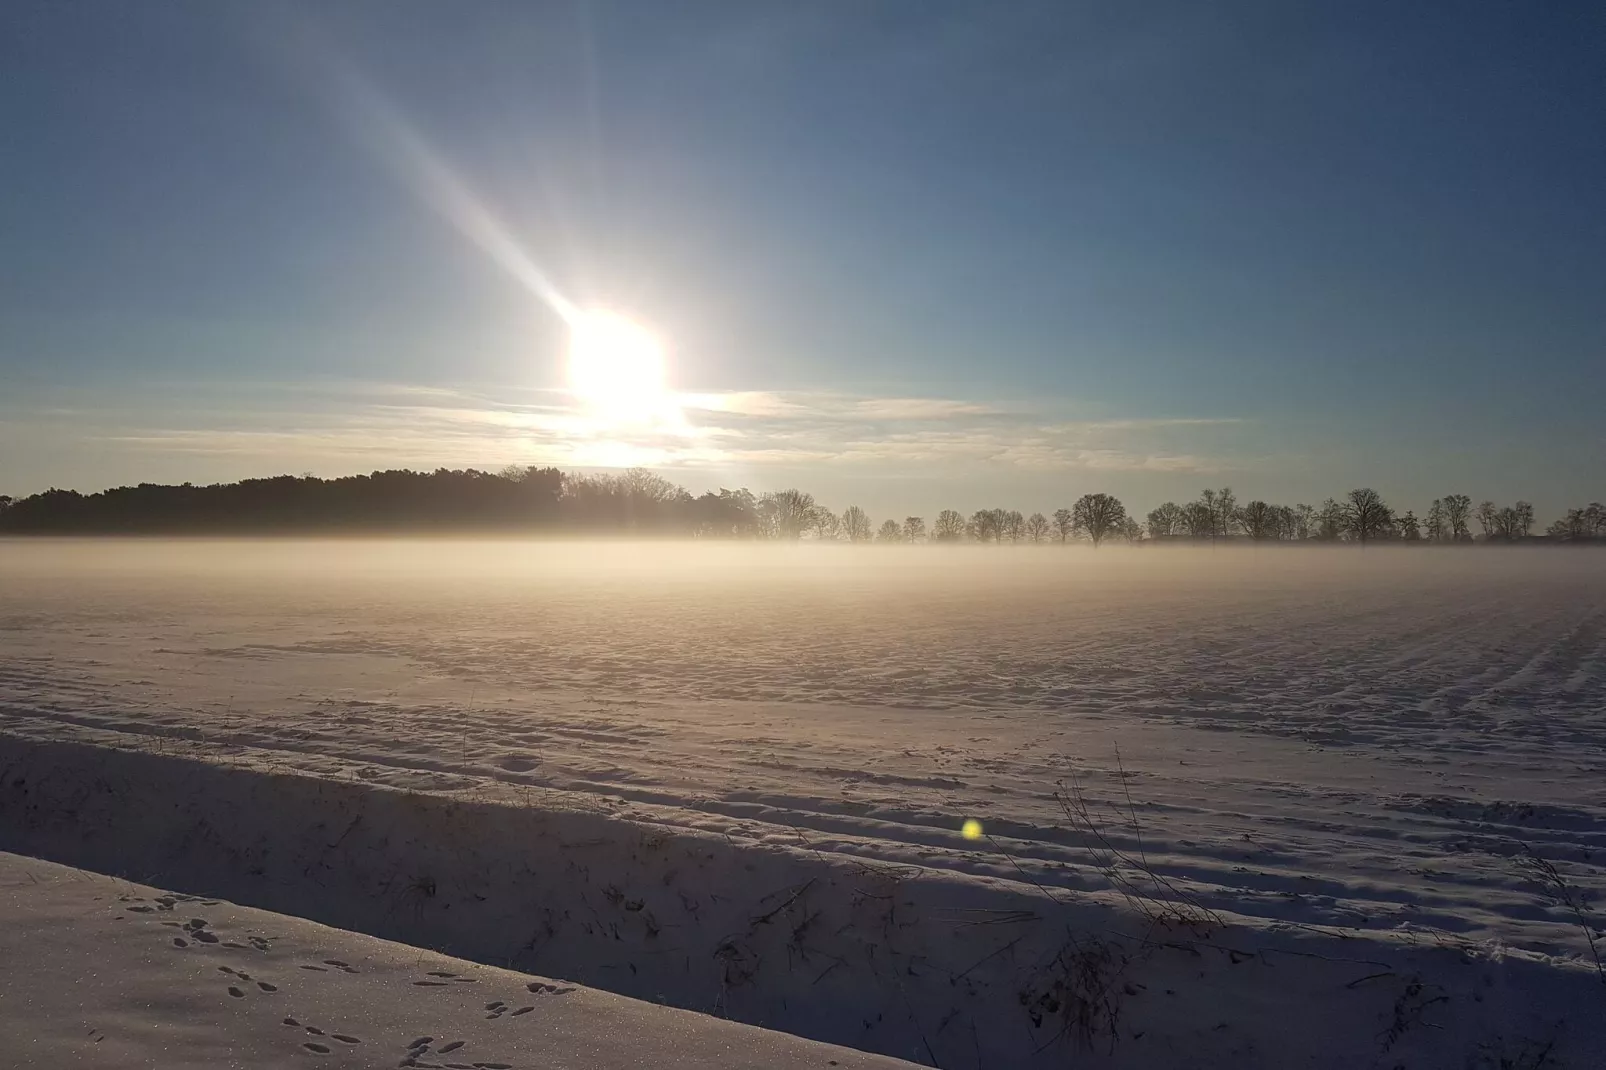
<box><xmin>298</xmin><ymin>30</ymin><xmax>576</xmax><ymax>324</ymax></box>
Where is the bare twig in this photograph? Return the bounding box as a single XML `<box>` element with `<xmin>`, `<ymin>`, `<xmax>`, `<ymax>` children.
<box><xmin>751</xmin><ymin>878</ymin><xmax>816</xmax><ymax>925</ymax></box>
<box><xmin>1055</xmin><ymin>768</ymin><xmax>1220</xmax><ymax>931</ymax></box>
<box><xmin>1516</xmin><ymin>844</ymin><xmax>1605</xmax><ymax>987</ymax></box>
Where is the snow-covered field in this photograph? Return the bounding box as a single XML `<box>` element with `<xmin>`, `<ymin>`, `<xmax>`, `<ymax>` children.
<box><xmin>3</xmin><ymin>539</ymin><xmax>1604</xmax><ymax>1067</ymax></box>
<box><xmin>0</xmin><ymin>850</ymin><xmax>912</xmax><ymax>1068</ymax></box>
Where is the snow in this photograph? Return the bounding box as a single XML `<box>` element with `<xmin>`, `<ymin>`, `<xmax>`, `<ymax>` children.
<box><xmin>0</xmin><ymin>850</ymin><xmax>913</xmax><ymax>1068</ymax></box>
<box><xmin>2</xmin><ymin>538</ymin><xmax>1605</xmax><ymax>1067</ymax></box>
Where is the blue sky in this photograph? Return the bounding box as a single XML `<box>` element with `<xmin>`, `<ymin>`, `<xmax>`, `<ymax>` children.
<box><xmin>2</xmin><ymin>1</ymin><xmax>1603</xmax><ymax>520</ymax></box>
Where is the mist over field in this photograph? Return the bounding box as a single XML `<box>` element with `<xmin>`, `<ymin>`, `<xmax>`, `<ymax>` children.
<box><xmin>8</xmin><ymin>535</ymin><xmax>1603</xmax><ymax>752</ymax></box>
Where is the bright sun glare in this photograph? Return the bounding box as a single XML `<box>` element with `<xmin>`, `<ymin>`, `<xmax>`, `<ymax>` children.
<box><xmin>567</xmin><ymin>309</ymin><xmax>673</xmax><ymax>425</ymax></box>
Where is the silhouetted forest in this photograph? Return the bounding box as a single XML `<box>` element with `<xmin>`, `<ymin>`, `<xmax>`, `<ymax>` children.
<box><xmin>0</xmin><ymin>468</ymin><xmax>1602</xmax><ymax>544</ymax></box>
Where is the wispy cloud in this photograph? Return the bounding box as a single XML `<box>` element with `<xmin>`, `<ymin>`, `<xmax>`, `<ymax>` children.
<box><xmin>56</xmin><ymin>381</ymin><xmax>1251</xmax><ymax>476</ymax></box>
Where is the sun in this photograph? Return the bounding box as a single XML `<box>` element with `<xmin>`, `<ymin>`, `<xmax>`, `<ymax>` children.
<box><xmin>567</xmin><ymin>309</ymin><xmax>672</xmax><ymax>424</ymax></box>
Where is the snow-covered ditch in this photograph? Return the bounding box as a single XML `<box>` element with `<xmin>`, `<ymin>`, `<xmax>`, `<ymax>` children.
<box><xmin>0</xmin><ymin>849</ymin><xmax>914</xmax><ymax>1069</ymax></box>
<box><xmin>3</xmin><ymin>730</ymin><xmax>1599</xmax><ymax>1069</ymax></box>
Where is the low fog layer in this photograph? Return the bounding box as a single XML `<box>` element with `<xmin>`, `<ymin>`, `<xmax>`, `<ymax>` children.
<box><xmin>6</xmin><ymin>534</ymin><xmax>1603</xmax><ymax>589</ymax></box>
<box><xmin>5</xmin><ymin>538</ymin><xmax>1604</xmax><ymax>718</ymax></box>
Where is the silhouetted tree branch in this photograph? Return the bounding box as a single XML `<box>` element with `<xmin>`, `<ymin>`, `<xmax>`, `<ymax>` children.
<box><xmin>932</xmin><ymin>509</ymin><xmax>966</xmax><ymax>542</ymax></box>
<box><xmin>841</xmin><ymin>505</ymin><xmax>873</xmax><ymax>544</ymax></box>
<box><xmin>1052</xmin><ymin>508</ymin><xmax>1076</xmax><ymax>543</ymax></box>
<box><xmin>1344</xmin><ymin>488</ymin><xmax>1392</xmax><ymax>545</ymax></box>
<box><xmin>1071</xmin><ymin>493</ymin><xmax>1127</xmax><ymax>548</ymax></box>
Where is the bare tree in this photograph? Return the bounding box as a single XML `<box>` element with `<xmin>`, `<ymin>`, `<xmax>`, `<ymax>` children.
<box><xmin>1514</xmin><ymin>501</ymin><xmax>1534</xmax><ymax>538</ymax></box>
<box><xmin>1051</xmin><ymin>507</ymin><xmax>1076</xmax><ymax>543</ymax></box>
<box><xmin>1072</xmin><ymin>493</ymin><xmax>1127</xmax><ymax>548</ymax></box>
<box><xmin>1397</xmin><ymin>510</ymin><xmax>1422</xmax><ymax>541</ymax></box>
<box><xmin>876</xmin><ymin>518</ymin><xmax>902</xmax><ymax>542</ymax></box>
<box><xmin>1549</xmin><ymin>503</ymin><xmax>1606</xmax><ymax>540</ymax></box>
<box><xmin>1483</xmin><ymin>501</ymin><xmax>1536</xmax><ymax>541</ymax></box>
<box><xmin>841</xmin><ymin>505</ymin><xmax>873</xmax><ymax>543</ymax></box>
<box><xmin>1198</xmin><ymin>489</ymin><xmax>1218</xmax><ymax>540</ymax></box>
<box><xmin>902</xmin><ymin>516</ymin><xmax>926</xmax><ymax>543</ymax></box>
<box><xmin>933</xmin><ymin>509</ymin><xmax>966</xmax><ymax>542</ymax></box>
<box><xmin>1476</xmin><ymin>500</ymin><xmax>1498</xmax><ymax>539</ymax></box>
<box><xmin>1292</xmin><ymin>503</ymin><xmax>1315</xmax><ymax>541</ymax></box>
<box><xmin>1315</xmin><ymin>498</ymin><xmax>1344</xmax><ymax>541</ymax></box>
<box><xmin>1120</xmin><ymin>517</ymin><xmax>1144</xmax><ymax>544</ymax></box>
<box><xmin>811</xmin><ymin>508</ymin><xmax>841</xmax><ymax>541</ymax></box>
<box><xmin>1344</xmin><ymin>488</ymin><xmax>1392</xmax><ymax>545</ymax></box>
<box><xmin>760</xmin><ymin>489</ymin><xmax>817</xmax><ymax>539</ymax></box>
<box><xmin>1001</xmin><ymin>509</ymin><xmax>1026</xmax><ymax>543</ymax></box>
<box><xmin>1237</xmin><ymin>500</ymin><xmax>1276</xmax><ymax>540</ymax></box>
<box><xmin>1182</xmin><ymin>501</ymin><xmax>1215</xmax><ymax>539</ymax></box>
<box><xmin>1213</xmin><ymin>487</ymin><xmax>1238</xmax><ymax>539</ymax></box>
<box><xmin>1025</xmin><ymin>512</ymin><xmax>1050</xmax><ymax>543</ymax></box>
<box><xmin>1146</xmin><ymin>501</ymin><xmax>1184</xmax><ymax>538</ymax></box>
<box><xmin>1442</xmin><ymin>494</ymin><xmax>1472</xmax><ymax>541</ymax></box>
<box><xmin>1425</xmin><ymin>498</ymin><xmax>1446</xmax><ymax>542</ymax></box>
<box><xmin>968</xmin><ymin>509</ymin><xmax>1002</xmax><ymax>543</ymax></box>
<box><xmin>618</xmin><ymin>467</ymin><xmax>681</xmax><ymax>504</ymax></box>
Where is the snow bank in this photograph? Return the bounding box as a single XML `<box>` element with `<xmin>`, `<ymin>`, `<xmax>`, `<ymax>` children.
<box><xmin>2</xmin><ymin>731</ymin><xmax>1599</xmax><ymax>1069</ymax></box>
<box><xmin>0</xmin><ymin>849</ymin><xmax>914</xmax><ymax>1068</ymax></box>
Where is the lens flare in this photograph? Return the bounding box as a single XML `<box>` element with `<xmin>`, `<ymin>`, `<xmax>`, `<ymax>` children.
<box><xmin>961</xmin><ymin>819</ymin><xmax>983</xmax><ymax>840</ymax></box>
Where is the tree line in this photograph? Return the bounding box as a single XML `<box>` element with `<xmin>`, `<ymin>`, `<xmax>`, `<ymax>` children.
<box><xmin>1143</xmin><ymin>489</ymin><xmax>1606</xmax><ymax>544</ymax></box>
<box><xmin>0</xmin><ymin>469</ymin><xmax>1601</xmax><ymax>544</ymax></box>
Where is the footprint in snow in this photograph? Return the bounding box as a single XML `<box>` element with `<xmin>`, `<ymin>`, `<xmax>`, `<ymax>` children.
<box><xmin>527</xmin><ymin>982</ymin><xmax>575</xmax><ymax>995</ymax></box>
